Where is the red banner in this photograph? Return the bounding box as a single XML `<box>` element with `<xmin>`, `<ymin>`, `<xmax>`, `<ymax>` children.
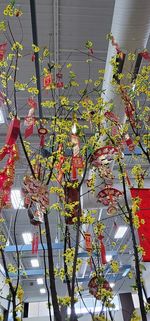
<box><xmin>130</xmin><ymin>188</ymin><xmax>150</xmax><ymax>262</ymax></box>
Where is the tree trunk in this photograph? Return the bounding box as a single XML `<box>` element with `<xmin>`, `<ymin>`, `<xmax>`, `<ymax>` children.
<box><xmin>12</xmin><ymin>295</ymin><xmax>17</xmax><ymax>321</ymax></box>
<box><xmin>128</xmin><ymin>212</ymin><xmax>147</xmax><ymax>321</ymax></box>
<box><xmin>44</xmin><ymin>213</ymin><xmax>62</xmax><ymax>321</ymax></box>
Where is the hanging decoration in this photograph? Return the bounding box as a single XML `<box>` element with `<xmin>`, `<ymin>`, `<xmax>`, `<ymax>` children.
<box><xmin>38</xmin><ymin>128</ymin><xmax>48</xmax><ymax>147</ymax></box>
<box><xmin>22</xmin><ymin>176</ymin><xmax>49</xmax><ymax>225</ymax></box>
<box><xmin>24</xmin><ymin>97</ymin><xmax>37</xmax><ymax>138</ymax></box>
<box><xmin>0</xmin><ymin>43</ymin><xmax>7</xmax><ymax>61</ymax></box>
<box><xmin>0</xmin><ymin>144</ymin><xmax>19</xmax><ymax>211</ymax></box>
<box><xmin>98</xmin><ymin>233</ymin><xmax>107</xmax><ymax>265</ymax></box>
<box><xmin>91</xmin><ymin>146</ymin><xmax>118</xmax><ymax>167</ymax></box>
<box><xmin>84</xmin><ymin>232</ymin><xmax>92</xmax><ymax>252</ymax></box>
<box><xmin>55</xmin><ymin>144</ymin><xmax>65</xmax><ymax>183</ymax></box>
<box><xmin>43</xmin><ymin>73</ymin><xmax>53</xmax><ymax>89</ymax></box>
<box><xmin>139</xmin><ymin>51</ymin><xmax>150</xmax><ymax>61</ymax></box>
<box><xmin>124</xmin><ymin>134</ymin><xmax>135</xmax><ymax>151</ymax></box>
<box><xmin>32</xmin><ymin>232</ymin><xmax>39</xmax><ymax>254</ymax></box>
<box><xmin>97</xmin><ymin>187</ymin><xmax>123</xmax><ymax>215</ymax></box>
<box><xmin>56</xmin><ymin>72</ymin><xmax>64</xmax><ymax>88</ymax></box>
<box><xmin>71</xmin><ymin>128</ymin><xmax>84</xmax><ymax>180</ymax></box>
<box><xmin>88</xmin><ymin>276</ymin><xmax>112</xmax><ymax>300</ymax></box>
<box><xmin>5</xmin><ymin>117</ymin><xmax>20</xmax><ymax>146</ymax></box>
<box><xmin>64</xmin><ymin>185</ymin><xmax>81</xmax><ymax>224</ymax></box>
<box><xmin>120</xmin><ymin>87</ymin><xmax>135</xmax><ymax>126</ymax></box>
<box><xmin>130</xmin><ymin>188</ymin><xmax>150</xmax><ymax>262</ymax></box>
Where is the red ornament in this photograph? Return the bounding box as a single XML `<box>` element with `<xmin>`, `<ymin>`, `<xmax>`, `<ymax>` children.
<box><xmin>5</xmin><ymin>118</ymin><xmax>20</xmax><ymax>146</ymax></box>
<box><xmin>72</xmin><ymin>156</ymin><xmax>84</xmax><ymax>169</ymax></box>
<box><xmin>64</xmin><ymin>185</ymin><xmax>81</xmax><ymax>224</ymax></box>
<box><xmin>56</xmin><ymin>81</ymin><xmax>64</xmax><ymax>88</ymax></box>
<box><xmin>38</xmin><ymin>128</ymin><xmax>48</xmax><ymax>147</ymax></box>
<box><xmin>97</xmin><ymin>187</ymin><xmax>123</xmax><ymax>206</ymax></box>
<box><xmin>91</xmin><ymin>146</ymin><xmax>118</xmax><ymax>167</ymax></box>
<box><xmin>88</xmin><ymin>277</ymin><xmax>112</xmax><ymax>300</ymax></box>
<box><xmin>0</xmin><ymin>43</ymin><xmax>7</xmax><ymax>61</ymax></box>
<box><xmin>140</xmin><ymin>51</ymin><xmax>150</xmax><ymax>61</ymax></box>
<box><xmin>24</xmin><ymin>124</ymin><xmax>34</xmax><ymax>139</ymax></box>
<box><xmin>125</xmin><ymin>134</ymin><xmax>134</xmax><ymax>151</ymax></box>
<box><xmin>85</xmin><ymin>232</ymin><xmax>92</xmax><ymax>252</ymax></box>
<box><xmin>130</xmin><ymin>188</ymin><xmax>150</xmax><ymax>262</ymax></box>
<box><xmin>43</xmin><ymin>74</ymin><xmax>52</xmax><ymax>89</ymax></box>
<box><xmin>98</xmin><ymin>234</ymin><xmax>107</xmax><ymax>264</ymax></box>
<box><xmin>27</xmin><ymin>97</ymin><xmax>37</xmax><ymax>109</ymax></box>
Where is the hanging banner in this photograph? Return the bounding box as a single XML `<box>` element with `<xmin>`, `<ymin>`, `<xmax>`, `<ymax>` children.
<box><xmin>130</xmin><ymin>188</ymin><xmax>150</xmax><ymax>262</ymax></box>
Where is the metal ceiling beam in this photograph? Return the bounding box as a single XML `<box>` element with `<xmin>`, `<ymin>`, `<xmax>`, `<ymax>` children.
<box><xmin>29</xmin><ymin>0</ymin><xmax>43</xmax><ymax>119</ymax></box>
<box><xmin>8</xmin><ymin>264</ymin><xmax>131</xmax><ymax>281</ymax></box>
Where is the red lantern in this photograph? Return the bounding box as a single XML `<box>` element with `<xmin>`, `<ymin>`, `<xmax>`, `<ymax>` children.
<box><xmin>0</xmin><ymin>43</ymin><xmax>7</xmax><ymax>61</ymax></box>
<box><xmin>130</xmin><ymin>188</ymin><xmax>150</xmax><ymax>261</ymax></box>
<box><xmin>98</xmin><ymin>234</ymin><xmax>107</xmax><ymax>265</ymax></box>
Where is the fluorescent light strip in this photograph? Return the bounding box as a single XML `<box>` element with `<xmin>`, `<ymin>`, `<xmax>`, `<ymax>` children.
<box><xmin>0</xmin><ymin>110</ymin><xmax>4</xmax><ymax>124</ymax></box>
<box><xmin>40</xmin><ymin>288</ymin><xmax>46</xmax><ymax>294</ymax></box>
<box><xmin>114</xmin><ymin>226</ymin><xmax>128</xmax><ymax>239</ymax></box>
<box><xmin>31</xmin><ymin>259</ymin><xmax>39</xmax><ymax>268</ymax></box>
<box><xmin>11</xmin><ymin>189</ymin><xmax>24</xmax><ymax>209</ymax></box>
<box><xmin>22</xmin><ymin>233</ymin><xmax>32</xmax><ymax>245</ymax></box>
<box><xmin>37</xmin><ymin>278</ymin><xmax>44</xmax><ymax>285</ymax></box>
<box><xmin>122</xmin><ymin>268</ymin><xmax>130</xmax><ymax>277</ymax></box>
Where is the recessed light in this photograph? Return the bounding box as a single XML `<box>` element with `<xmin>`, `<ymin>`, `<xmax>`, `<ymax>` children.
<box><xmin>22</xmin><ymin>233</ymin><xmax>32</xmax><ymax>245</ymax></box>
<box><xmin>106</xmin><ymin>254</ymin><xmax>112</xmax><ymax>262</ymax></box>
<box><xmin>31</xmin><ymin>259</ymin><xmax>39</xmax><ymax>267</ymax></box>
<box><xmin>37</xmin><ymin>278</ymin><xmax>44</xmax><ymax>285</ymax></box>
<box><xmin>11</xmin><ymin>189</ymin><xmax>24</xmax><ymax>209</ymax></box>
<box><xmin>40</xmin><ymin>288</ymin><xmax>46</xmax><ymax>294</ymax></box>
<box><xmin>114</xmin><ymin>226</ymin><xmax>128</xmax><ymax>239</ymax></box>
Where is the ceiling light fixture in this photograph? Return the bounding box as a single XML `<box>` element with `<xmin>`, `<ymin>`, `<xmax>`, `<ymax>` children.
<box><xmin>114</xmin><ymin>226</ymin><xmax>128</xmax><ymax>239</ymax></box>
<box><xmin>72</xmin><ymin>123</ymin><xmax>77</xmax><ymax>134</ymax></box>
<box><xmin>31</xmin><ymin>259</ymin><xmax>39</xmax><ymax>268</ymax></box>
<box><xmin>11</xmin><ymin>189</ymin><xmax>24</xmax><ymax>209</ymax></box>
<box><xmin>106</xmin><ymin>254</ymin><xmax>112</xmax><ymax>262</ymax></box>
<box><xmin>22</xmin><ymin>232</ymin><xmax>32</xmax><ymax>245</ymax></box>
<box><xmin>0</xmin><ymin>109</ymin><xmax>5</xmax><ymax>124</ymax></box>
<box><xmin>110</xmin><ymin>282</ymin><xmax>115</xmax><ymax>288</ymax></box>
<box><xmin>37</xmin><ymin>278</ymin><xmax>44</xmax><ymax>285</ymax></box>
<box><xmin>40</xmin><ymin>288</ymin><xmax>46</xmax><ymax>294</ymax></box>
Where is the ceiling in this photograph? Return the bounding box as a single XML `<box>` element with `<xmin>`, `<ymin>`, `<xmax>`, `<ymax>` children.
<box><xmin>0</xmin><ymin>0</ymin><xmax>150</xmax><ymax>306</ymax></box>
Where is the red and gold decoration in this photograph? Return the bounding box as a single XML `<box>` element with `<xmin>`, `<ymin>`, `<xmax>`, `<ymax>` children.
<box><xmin>84</xmin><ymin>232</ymin><xmax>92</xmax><ymax>252</ymax></box>
<box><xmin>32</xmin><ymin>232</ymin><xmax>39</xmax><ymax>254</ymax></box>
<box><xmin>55</xmin><ymin>144</ymin><xmax>66</xmax><ymax>183</ymax></box>
<box><xmin>71</xmin><ymin>132</ymin><xmax>84</xmax><ymax>180</ymax></box>
<box><xmin>38</xmin><ymin>127</ymin><xmax>48</xmax><ymax>147</ymax></box>
<box><xmin>43</xmin><ymin>73</ymin><xmax>53</xmax><ymax>89</ymax></box>
<box><xmin>56</xmin><ymin>72</ymin><xmax>64</xmax><ymax>88</ymax></box>
<box><xmin>24</xmin><ymin>97</ymin><xmax>37</xmax><ymax>138</ymax></box>
<box><xmin>97</xmin><ymin>187</ymin><xmax>123</xmax><ymax>215</ymax></box>
<box><xmin>88</xmin><ymin>276</ymin><xmax>112</xmax><ymax>300</ymax></box>
<box><xmin>22</xmin><ymin>176</ymin><xmax>49</xmax><ymax>225</ymax></box>
<box><xmin>0</xmin><ymin>42</ymin><xmax>7</xmax><ymax>61</ymax></box>
<box><xmin>64</xmin><ymin>185</ymin><xmax>81</xmax><ymax>224</ymax></box>
<box><xmin>130</xmin><ymin>188</ymin><xmax>150</xmax><ymax>262</ymax></box>
<box><xmin>98</xmin><ymin>233</ymin><xmax>107</xmax><ymax>265</ymax></box>
<box><xmin>0</xmin><ymin>144</ymin><xmax>19</xmax><ymax>210</ymax></box>
<box><xmin>5</xmin><ymin>117</ymin><xmax>20</xmax><ymax>146</ymax></box>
